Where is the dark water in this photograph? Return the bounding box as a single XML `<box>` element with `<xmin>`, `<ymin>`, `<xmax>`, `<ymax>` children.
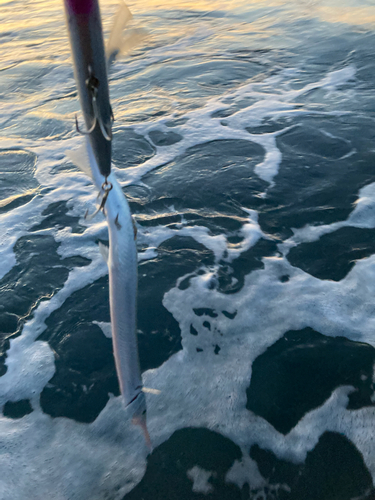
<box><xmin>1</xmin><ymin>0</ymin><xmax>375</xmax><ymax>499</ymax></box>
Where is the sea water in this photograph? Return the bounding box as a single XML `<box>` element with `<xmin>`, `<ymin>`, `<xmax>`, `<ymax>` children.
<box><xmin>1</xmin><ymin>0</ymin><xmax>375</xmax><ymax>498</ymax></box>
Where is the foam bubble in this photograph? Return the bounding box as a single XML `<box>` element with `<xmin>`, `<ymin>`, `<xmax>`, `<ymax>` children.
<box><xmin>280</xmin><ymin>180</ymin><xmax>375</xmax><ymax>256</ymax></box>
<box><xmin>137</xmin><ymin>207</ymin><xmax>266</xmax><ymax>264</ymax></box>
<box><xmin>0</xmin><ymin>251</ymin><xmax>107</xmax><ymax>408</ymax></box>
<box><xmin>187</xmin><ymin>466</ymin><xmax>214</xmax><ymax>494</ymax></box>
<box><xmin>114</xmin><ymin>66</ymin><xmax>356</xmax><ymax>188</ymax></box>
<box><xmin>93</xmin><ymin>321</ymin><xmax>112</xmax><ymax>339</ymax></box>
<box><xmin>4</xmin><ymin>242</ymin><xmax>375</xmax><ymax>497</ymax></box>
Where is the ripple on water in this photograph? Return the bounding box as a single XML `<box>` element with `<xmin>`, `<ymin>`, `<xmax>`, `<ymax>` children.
<box><xmin>287</xmin><ymin>227</ymin><xmax>375</xmax><ymax>281</ymax></box>
<box><xmin>246</xmin><ymin>327</ymin><xmax>375</xmax><ymax>435</ymax></box>
<box><xmin>112</xmin><ymin>128</ymin><xmax>155</xmax><ymax>168</ymax></box>
<box><xmin>260</xmin><ymin>116</ymin><xmax>375</xmax><ymax>239</ymax></box>
<box><xmin>143</xmin><ymin>139</ymin><xmax>266</xmax><ymax>213</ymax></box>
<box><xmin>0</xmin><ymin>149</ymin><xmax>38</xmax><ymax>209</ymax></box>
<box><xmin>250</xmin><ymin>432</ymin><xmax>374</xmax><ymax>500</ymax></box>
<box><xmin>124</xmin><ymin>428</ymin><xmax>243</xmax><ymax>500</ymax></box>
<box><xmin>0</xmin><ymin>234</ymin><xmax>90</xmax><ymax>378</ymax></box>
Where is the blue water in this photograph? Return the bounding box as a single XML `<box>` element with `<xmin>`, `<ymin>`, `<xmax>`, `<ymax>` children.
<box><xmin>1</xmin><ymin>0</ymin><xmax>375</xmax><ymax>498</ymax></box>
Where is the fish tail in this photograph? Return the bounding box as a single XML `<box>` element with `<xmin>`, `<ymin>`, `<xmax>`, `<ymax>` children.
<box><xmin>133</xmin><ymin>414</ymin><xmax>153</xmax><ymax>452</ymax></box>
<box><xmin>129</xmin><ymin>390</ymin><xmax>152</xmax><ymax>451</ymax></box>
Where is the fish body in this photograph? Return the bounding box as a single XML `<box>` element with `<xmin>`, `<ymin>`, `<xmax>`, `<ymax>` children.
<box><xmin>105</xmin><ymin>177</ymin><xmax>140</xmax><ymax>404</ymax></box>
<box><xmin>104</xmin><ymin>179</ymin><xmax>150</xmax><ymax>444</ymax></box>
<box><xmin>67</xmin><ymin>140</ymin><xmax>150</xmax><ymax>448</ymax></box>
<box><xmin>63</xmin><ymin>0</ymin><xmax>112</xmax><ymax>178</ymax></box>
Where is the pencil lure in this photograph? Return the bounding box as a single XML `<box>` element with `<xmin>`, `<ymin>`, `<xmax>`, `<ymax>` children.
<box><xmin>67</xmin><ymin>141</ymin><xmax>151</xmax><ymax>450</ymax></box>
<box><xmin>63</xmin><ymin>0</ymin><xmax>112</xmax><ymax>178</ymax></box>
<box><xmin>63</xmin><ymin>0</ymin><xmax>145</xmax><ymax>179</ymax></box>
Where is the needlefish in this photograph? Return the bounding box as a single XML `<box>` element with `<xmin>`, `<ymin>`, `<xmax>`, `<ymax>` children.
<box><xmin>67</xmin><ymin>140</ymin><xmax>152</xmax><ymax>450</ymax></box>
<box><xmin>64</xmin><ymin>0</ymin><xmax>152</xmax><ymax>448</ymax></box>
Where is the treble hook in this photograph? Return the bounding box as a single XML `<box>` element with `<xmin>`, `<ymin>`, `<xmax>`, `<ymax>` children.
<box><xmin>75</xmin><ymin>65</ymin><xmax>114</xmax><ymax>141</ymax></box>
<box><xmin>85</xmin><ymin>179</ymin><xmax>113</xmax><ymax>221</ymax></box>
<box><xmin>92</xmin><ymin>96</ymin><xmax>113</xmax><ymax>141</ymax></box>
<box><xmin>75</xmin><ymin>114</ymin><xmax>96</xmax><ymax>135</ymax></box>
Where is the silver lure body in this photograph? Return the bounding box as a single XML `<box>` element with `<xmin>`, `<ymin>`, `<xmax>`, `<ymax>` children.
<box><xmin>63</xmin><ymin>0</ymin><xmax>112</xmax><ymax>178</ymax></box>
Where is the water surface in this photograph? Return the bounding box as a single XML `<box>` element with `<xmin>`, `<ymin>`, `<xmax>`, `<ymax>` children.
<box><xmin>1</xmin><ymin>0</ymin><xmax>375</xmax><ymax>498</ymax></box>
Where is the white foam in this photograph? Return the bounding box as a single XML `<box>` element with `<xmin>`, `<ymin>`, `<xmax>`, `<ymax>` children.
<box><xmin>187</xmin><ymin>466</ymin><xmax>214</xmax><ymax>494</ymax></box>
<box><xmin>0</xmin><ymin>400</ymin><xmax>148</xmax><ymax>500</ymax></box>
<box><xmin>226</xmin><ymin>452</ymin><xmax>266</xmax><ymax>491</ymax></box>
<box><xmin>4</xmin><ymin>245</ymin><xmax>375</xmax><ymax>498</ymax></box>
<box><xmin>136</xmin><ymin>207</ymin><xmax>266</xmax><ymax>264</ymax></box>
<box><xmin>93</xmin><ymin>321</ymin><xmax>112</xmax><ymax>339</ymax></box>
<box><xmin>0</xmin><ymin>248</ymin><xmax>107</xmax><ymax>408</ymax></box>
<box><xmin>280</xmin><ymin>180</ymin><xmax>375</xmax><ymax>256</ymax></box>
<box><xmin>113</xmin><ymin>65</ymin><xmax>356</xmax><ymax>189</ymax></box>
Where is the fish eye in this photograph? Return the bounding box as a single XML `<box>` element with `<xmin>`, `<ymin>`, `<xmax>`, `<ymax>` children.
<box><xmin>142</xmin><ymin>410</ymin><xmax>146</xmax><ymax>415</ymax></box>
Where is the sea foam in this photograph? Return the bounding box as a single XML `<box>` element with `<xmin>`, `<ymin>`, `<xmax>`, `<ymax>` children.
<box><xmin>0</xmin><ymin>38</ymin><xmax>371</xmax><ymax>499</ymax></box>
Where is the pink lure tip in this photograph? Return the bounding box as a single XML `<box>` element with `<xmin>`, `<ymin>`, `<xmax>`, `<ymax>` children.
<box><xmin>65</xmin><ymin>0</ymin><xmax>94</xmax><ymax>15</ymax></box>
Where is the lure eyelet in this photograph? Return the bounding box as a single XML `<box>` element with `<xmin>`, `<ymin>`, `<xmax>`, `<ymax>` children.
<box><xmin>102</xmin><ymin>180</ymin><xmax>113</xmax><ymax>193</ymax></box>
<box><xmin>84</xmin><ymin>180</ymin><xmax>113</xmax><ymax>221</ymax></box>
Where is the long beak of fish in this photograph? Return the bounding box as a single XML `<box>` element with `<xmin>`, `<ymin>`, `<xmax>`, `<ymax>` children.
<box><xmin>132</xmin><ymin>413</ymin><xmax>153</xmax><ymax>452</ymax></box>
